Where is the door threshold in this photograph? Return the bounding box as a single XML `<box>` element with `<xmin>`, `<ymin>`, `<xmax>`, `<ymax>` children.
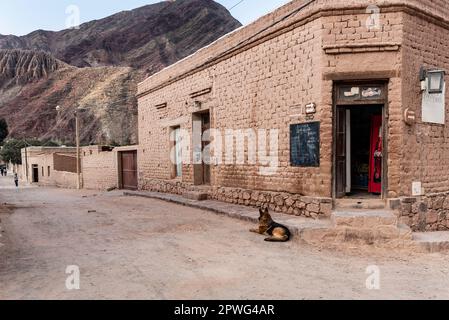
<box><xmin>335</xmin><ymin>198</ymin><xmax>386</xmax><ymax>210</ymax></box>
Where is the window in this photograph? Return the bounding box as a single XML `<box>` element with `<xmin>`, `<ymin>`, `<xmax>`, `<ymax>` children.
<box><xmin>48</xmin><ymin>166</ymin><xmax>51</xmax><ymax>177</ymax></box>
<box><xmin>42</xmin><ymin>166</ymin><xmax>44</xmax><ymax>177</ymax></box>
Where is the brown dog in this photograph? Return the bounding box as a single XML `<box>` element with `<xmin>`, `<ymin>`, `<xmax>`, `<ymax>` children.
<box><xmin>250</xmin><ymin>207</ymin><xmax>291</xmax><ymax>242</ymax></box>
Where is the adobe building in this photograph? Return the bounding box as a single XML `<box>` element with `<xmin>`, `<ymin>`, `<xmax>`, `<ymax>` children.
<box><xmin>137</xmin><ymin>0</ymin><xmax>449</xmax><ymax>232</ymax></box>
<box><xmin>82</xmin><ymin>145</ymin><xmax>138</xmax><ymax>191</ymax></box>
<box><xmin>21</xmin><ymin>147</ymin><xmax>78</xmax><ymax>188</ymax></box>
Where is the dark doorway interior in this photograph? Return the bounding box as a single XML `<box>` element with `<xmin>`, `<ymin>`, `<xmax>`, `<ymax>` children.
<box><xmin>349</xmin><ymin>105</ymin><xmax>382</xmax><ymax>197</ymax></box>
<box><xmin>336</xmin><ymin>105</ymin><xmax>383</xmax><ymax>198</ymax></box>
<box><xmin>201</xmin><ymin>112</ymin><xmax>211</xmax><ymax>185</ymax></box>
<box><xmin>32</xmin><ymin>165</ymin><xmax>39</xmax><ymax>183</ymax></box>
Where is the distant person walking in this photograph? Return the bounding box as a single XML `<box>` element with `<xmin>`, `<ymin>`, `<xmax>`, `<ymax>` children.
<box><xmin>14</xmin><ymin>173</ymin><xmax>19</xmax><ymax>191</ymax></box>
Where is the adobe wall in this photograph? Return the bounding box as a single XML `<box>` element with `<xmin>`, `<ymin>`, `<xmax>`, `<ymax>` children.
<box><xmin>395</xmin><ymin>10</ymin><xmax>449</xmax><ymax>231</ymax></box>
<box><xmin>81</xmin><ymin>145</ymin><xmax>138</xmax><ymax>191</ymax></box>
<box><xmin>82</xmin><ymin>146</ymin><xmax>118</xmax><ymax>191</ymax></box>
<box><xmin>138</xmin><ymin>2</ymin><xmax>404</xmax><ymax>193</ymax></box>
<box><xmin>138</xmin><ymin>16</ymin><xmax>326</xmax><ymax>196</ymax></box>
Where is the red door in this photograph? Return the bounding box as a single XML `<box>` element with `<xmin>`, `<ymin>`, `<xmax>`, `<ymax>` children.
<box><xmin>369</xmin><ymin>115</ymin><xmax>382</xmax><ymax>194</ymax></box>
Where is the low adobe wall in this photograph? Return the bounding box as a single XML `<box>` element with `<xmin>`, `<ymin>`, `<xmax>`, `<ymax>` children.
<box><xmin>81</xmin><ymin>145</ymin><xmax>138</xmax><ymax>190</ymax></box>
<box><xmin>140</xmin><ymin>178</ymin><xmax>333</xmax><ymax>219</ymax></box>
<box><xmin>82</xmin><ymin>146</ymin><xmax>118</xmax><ymax>191</ymax></box>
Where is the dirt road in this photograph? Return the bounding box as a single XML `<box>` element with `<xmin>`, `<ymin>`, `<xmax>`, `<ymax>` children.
<box><xmin>1</xmin><ymin>175</ymin><xmax>449</xmax><ymax>300</ymax></box>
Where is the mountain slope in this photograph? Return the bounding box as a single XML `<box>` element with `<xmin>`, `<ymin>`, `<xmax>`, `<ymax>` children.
<box><xmin>0</xmin><ymin>0</ymin><xmax>242</xmax><ymax>145</ymax></box>
<box><xmin>0</xmin><ymin>49</ymin><xmax>68</xmax><ymax>87</ymax></box>
<box><xmin>0</xmin><ymin>0</ymin><xmax>241</xmax><ymax>72</ymax></box>
<box><xmin>0</xmin><ymin>49</ymin><xmax>137</xmax><ymax>145</ymax></box>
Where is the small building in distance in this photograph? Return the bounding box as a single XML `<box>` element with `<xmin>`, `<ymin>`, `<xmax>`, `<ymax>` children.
<box><xmin>21</xmin><ymin>147</ymin><xmax>78</xmax><ymax>189</ymax></box>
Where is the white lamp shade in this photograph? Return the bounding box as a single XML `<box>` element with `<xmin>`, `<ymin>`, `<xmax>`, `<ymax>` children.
<box><xmin>428</xmin><ymin>70</ymin><xmax>445</xmax><ymax>94</ymax></box>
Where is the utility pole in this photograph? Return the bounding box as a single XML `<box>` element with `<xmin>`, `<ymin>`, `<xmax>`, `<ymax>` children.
<box><xmin>56</xmin><ymin>105</ymin><xmax>82</xmax><ymax>189</ymax></box>
<box><xmin>24</xmin><ymin>146</ymin><xmax>29</xmax><ymax>183</ymax></box>
<box><xmin>75</xmin><ymin>109</ymin><xmax>81</xmax><ymax>190</ymax></box>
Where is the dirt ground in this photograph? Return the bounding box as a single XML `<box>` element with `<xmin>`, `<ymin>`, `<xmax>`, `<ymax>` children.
<box><xmin>1</xmin><ymin>175</ymin><xmax>449</xmax><ymax>300</ymax></box>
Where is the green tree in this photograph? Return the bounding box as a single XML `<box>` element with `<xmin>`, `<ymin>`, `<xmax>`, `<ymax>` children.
<box><xmin>0</xmin><ymin>139</ymin><xmax>58</xmax><ymax>165</ymax></box>
<box><xmin>0</xmin><ymin>119</ymin><xmax>8</xmax><ymax>145</ymax></box>
<box><xmin>0</xmin><ymin>139</ymin><xmax>30</xmax><ymax>164</ymax></box>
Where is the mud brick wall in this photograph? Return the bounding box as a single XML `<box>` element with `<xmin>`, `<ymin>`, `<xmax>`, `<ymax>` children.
<box><xmin>138</xmin><ymin>10</ymin><xmax>328</xmax><ymax>197</ymax></box>
<box><xmin>81</xmin><ymin>146</ymin><xmax>118</xmax><ymax>191</ymax></box>
<box><xmin>320</xmin><ymin>8</ymin><xmax>404</xmax><ymax>198</ymax></box>
<box><xmin>400</xmin><ymin>11</ymin><xmax>449</xmax><ymax>196</ymax></box>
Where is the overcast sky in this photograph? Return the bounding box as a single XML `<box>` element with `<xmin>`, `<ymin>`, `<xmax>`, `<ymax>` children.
<box><xmin>0</xmin><ymin>0</ymin><xmax>291</xmax><ymax>36</ymax></box>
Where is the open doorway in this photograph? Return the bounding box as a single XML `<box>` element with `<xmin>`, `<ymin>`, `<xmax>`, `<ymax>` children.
<box><xmin>32</xmin><ymin>164</ymin><xmax>39</xmax><ymax>183</ymax></box>
<box><xmin>335</xmin><ymin>105</ymin><xmax>383</xmax><ymax>199</ymax></box>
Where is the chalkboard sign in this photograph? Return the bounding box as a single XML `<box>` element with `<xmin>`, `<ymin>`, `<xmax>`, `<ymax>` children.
<box><xmin>290</xmin><ymin>122</ymin><xmax>320</xmax><ymax>167</ymax></box>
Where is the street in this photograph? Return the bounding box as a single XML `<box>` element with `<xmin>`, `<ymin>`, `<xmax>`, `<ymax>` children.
<box><xmin>1</xmin><ymin>175</ymin><xmax>449</xmax><ymax>299</ymax></box>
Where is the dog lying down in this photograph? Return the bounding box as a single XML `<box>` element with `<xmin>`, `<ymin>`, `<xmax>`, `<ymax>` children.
<box><xmin>250</xmin><ymin>207</ymin><xmax>291</xmax><ymax>242</ymax></box>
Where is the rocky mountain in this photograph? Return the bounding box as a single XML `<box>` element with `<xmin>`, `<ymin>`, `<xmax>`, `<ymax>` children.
<box><xmin>0</xmin><ymin>0</ymin><xmax>241</xmax><ymax>72</ymax></box>
<box><xmin>0</xmin><ymin>50</ymin><xmax>138</xmax><ymax>145</ymax></box>
<box><xmin>0</xmin><ymin>0</ymin><xmax>241</xmax><ymax>145</ymax></box>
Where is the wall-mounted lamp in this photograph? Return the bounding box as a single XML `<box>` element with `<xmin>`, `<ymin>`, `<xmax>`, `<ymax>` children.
<box><xmin>419</xmin><ymin>67</ymin><xmax>427</xmax><ymax>91</ymax></box>
<box><xmin>419</xmin><ymin>67</ymin><xmax>445</xmax><ymax>94</ymax></box>
<box><xmin>427</xmin><ymin>70</ymin><xmax>445</xmax><ymax>94</ymax></box>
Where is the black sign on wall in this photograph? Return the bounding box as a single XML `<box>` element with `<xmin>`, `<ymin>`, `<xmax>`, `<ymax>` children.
<box><xmin>290</xmin><ymin>122</ymin><xmax>320</xmax><ymax>167</ymax></box>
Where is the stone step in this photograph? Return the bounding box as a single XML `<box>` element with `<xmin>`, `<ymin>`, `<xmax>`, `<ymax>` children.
<box><xmin>331</xmin><ymin>210</ymin><xmax>398</xmax><ymax>228</ymax></box>
<box><xmin>182</xmin><ymin>191</ymin><xmax>208</xmax><ymax>201</ymax></box>
<box><xmin>335</xmin><ymin>199</ymin><xmax>386</xmax><ymax>210</ymax></box>
<box><xmin>412</xmin><ymin>231</ymin><xmax>449</xmax><ymax>252</ymax></box>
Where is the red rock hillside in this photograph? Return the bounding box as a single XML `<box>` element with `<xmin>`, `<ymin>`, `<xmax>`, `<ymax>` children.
<box><xmin>0</xmin><ymin>0</ymin><xmax>241</xmax><ymax>145</ymax></box>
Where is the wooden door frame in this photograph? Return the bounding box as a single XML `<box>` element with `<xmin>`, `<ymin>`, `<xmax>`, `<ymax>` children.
<box><xmin>118</xmin><ymin>150</ymin><xmax>138</xmax><ymax>190</ymax></box>
<box><xmin>192</xmin><ymin>109</ymin><xmax>211</xmax><ymax>186</ymax></box>
<box><xmin>332</xmin><ymin>80</ymin><xmax>389</xmax><ymax>201</ymax></box>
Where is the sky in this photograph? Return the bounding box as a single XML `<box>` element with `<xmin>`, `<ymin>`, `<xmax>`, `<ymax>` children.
<box><xmin>0</xmin><ymin>0</ymin><xmax>291</xmax><ymax>36</ymax></box>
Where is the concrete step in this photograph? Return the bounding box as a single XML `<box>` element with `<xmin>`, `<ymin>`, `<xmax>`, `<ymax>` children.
<box><xmin>412</xmin><ymin>231</ymin><xmax>449</xmax><ymax>253</ymax></box>
<box><xmin>335</xmin><ymin>198</ymin><xmax>386</xmax><ymax>210</ymax></box>
<box><xmin>331</xmin><ymin>210</ymin><xmax>398</xmax><ymax>228</ymax></box>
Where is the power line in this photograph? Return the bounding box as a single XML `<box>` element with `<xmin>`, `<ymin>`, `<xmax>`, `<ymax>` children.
<box><xmin>228</xmin><ymin>0</ymin><xmax>245</xmax><ymax>11</ymax></box>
